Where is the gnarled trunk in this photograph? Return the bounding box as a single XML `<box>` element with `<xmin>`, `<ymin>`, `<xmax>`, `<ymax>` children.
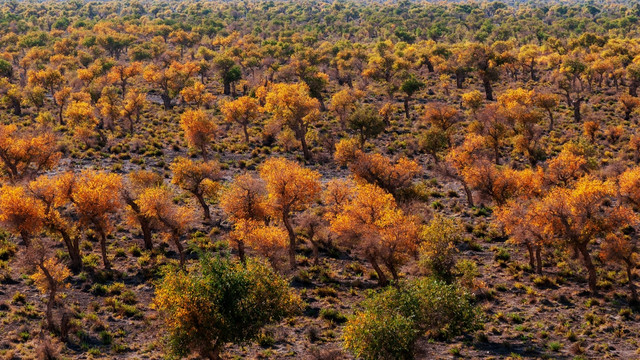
<box><xmin>195</xmin><ymin>192</ymin><xmax>211</xmax><ymax>221</ymax></box>
<box><xmin>282</xmin><ymin>213</ymin><xmax>297</xmax><ymax>269</ymax></box>
<box><xmin>59</xmin><ymin>229</ymin><xmax>82</xmax><ymax>272</ymax></box>
<box><xmin>625</xmin><ymin>259</ymin><xmax>637</xmax><ymax>302</ymax></box>
<box><xmin>577</xmin><ymin>242</ymin><xmax>597</xmax><ymax>293</ymax></box>
<box><xmin>461</xmin><ymin>180</ymin><xmax>474</xmax><ymax>208</ymax></box>
<box><xmin>97</xmin><ymin>228</ymin><xmax>110</xmax><ymax>270</ymax></box>
<box><xmin>525</xmin><ymin>241</ymin><xmax>535</xmax><ymax>270</ymax></box>
<box><xmin>483</xmin><ymin>78</ymin><xmax>493</xmax><ymax>101</ymax></box>
<box><xmin>368</xmin><ymin>255</ymin><xmax>388</xmax><ymax>286</ymax></box>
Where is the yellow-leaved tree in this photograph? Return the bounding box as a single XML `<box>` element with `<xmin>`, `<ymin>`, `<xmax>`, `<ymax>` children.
<box><xmin>220</xmin><ymin>173</ymin><xmax>268</xmax><ymax>262</ymax></box>
<box><xmin>179</xmin><ymin>109</ymin><xmax>217</xmax><ymax>160</ymax></box>
<box><xmin>263</xmin><ymin>83</ymin><xmax>319</xmax><ymax>160</ymax></box>
<box><xmin>259</xmin><ymin>157</ymin><xmax>321</xmax><ymax>268</ymax></box>
<box><xmin>220</xmin><ymin>96</ymin><xmax>261</xmax><ymax>143</ymax></box>
<box><xmin>330</xmin><ymin>183</ymin><xmax>418</xmax><ymax>285</ymax></box>
<box><xmin>171</xmin><ymin>157</ymin><xmax>222</xmax><ymax>221</ymax></box>
<box><xmin>137</xmin><ymin>186</ymin><xmax>195</xmax><ymax>266</ymax></box>
<box><xmin>68</xmin><ymin>171</ymin><xmax>123</xmax><ymax>270</ymax></box>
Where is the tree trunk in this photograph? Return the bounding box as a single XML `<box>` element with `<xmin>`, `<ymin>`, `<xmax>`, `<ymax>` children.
<box><xmin>298</xmin><ymin>128</ymin><xmax>312</xmax><ymax>161</ymax></box>
<box><xmin>242</xmin><ymin>125</ymin><xmax>250</xmax><ymax>143</ymax></box>
<box><xmin>236</xmin><ymin>239</ymin><xmax>246</xmax><ymax>263</ymax></box>
<box><xmin>223</xmin><ymin>81</ymin><xmax>231</xmax><ymax>95</ymax></box>
<box><xmin>60</xmin><ymin>230</ymin><xmax>82</xmax><ymax>272</ymax></box>
<box><xmin>98</xmin><ymin>228</ymin><xmax>110</xmax><ymax>270</ymax></box>
<box><xmin>461</xmin><ymin>180</ymin><xmax>474</xmax><ymax>207</ymax></box>
<box><xmin>384</xmin><ymin>260</ymin><xmax>399</xmax><ymax>282</ymax></box>
<box><xmin>404</xmin><ymin>96</ymin><xmax>410</xmax><ymax>119</ymax></box>
<box><xmin>60</xmin><ymin>311</ymin><xmax>70</xmax><ymax>341</ymax></box>
<box><xmin>535</xmin><ymin>246</ymin><xmax>543</xmax><ymax>275</ymax></box>
<box><xmin>128</xmin><ymin>117</ymin><xmax>135</xmax><ymax>134</ymax></box>
<box><xmin>625</xmin><ymin>260</ymin><xmax>637</xmax><ymax>302</ymax></box>
<box><xmin>161</xmin><ymin>93</ymin><xmax>173</xmax><ymax>109</ymax></box>
<box><xmin>577</xmin><ymin>242</ymin><xmax>597</xmax><ymax>293</ymax></box>
<box><xmin>455</xmin><ymin>73</ymin><xmax>464</xmax><ymax>89</ymax></box>
<box><xmin>426</xmin><ymin>59</ymin><xmax>434</xmax><ymax>73</ymax></box>
<box><xmin>11</xmin><ymin>100</ymin><xmax>21</xmax><ymax>116</ymax></box>
<box><xmin>526</xmin><ymin>241</ymin><xmax>535</xmax><ymax>270</ymax></box>
<box><xmin>200</xmin><ymin>145</ymin><xmax>209</xmax><ymax>161</ymax></box>
<box><xmin>483</xmin><ymin>78</ymin><xmax>493</xmax><ymax>101</ymax></box>
<box><xmin>573</xmin><ymin>98</ymin><xmax>582</xmax><ymax>122</ymax></box>
<box><xmin>139</xmin><ymin>217</ymin><xmax>153</xmax><ymax>250</ymax></box>
<box><xmin>46</xmin><ymin>286</ymin><xmax>57</xmax><ymax>332</ymax></box>
<box><xmin>318</xmin><ymin>96</ymin><xmax>326</xmax><ymax>112</ymax></box>
<box><xmin>20</xmin><ymin>231</ymin><xmax>31</xmax><ymax>248</ymax></box>
<box><xmin>195</xmin><ymin>192</ymin><xmax>211</xmax><ymax>221</ymax></box>
<box><xmin>282</xmin><ymin>213</ymin><xmax>297</xmax><ymax>269</ymax></box>
<box><xmin>368</xmin><ymin>255</ymin><xmax>388</xmax><ymax>286</ymax></box>
<box><xmin>173</xmin><ymin>233</ymin><xmax>185</xmax><ymax>267</ymax></box>
<box><xmin>58</xmin><ymin>106</ymin><xmax>64</xmax><ymax>125</ymax></box>
<box><xmin>547</xmin><ymin>109</ymin><xmax>555</xmax><ymax>131</ymax></box>
<box><xmin>39</xmin><ymin>263</ymin><xmax>57</xmax><ymax>332</ymax></box>
<box><xmin>530</xmin><ymin>61</ymin><xmax>536</xmax><ymax>81</ymax></box>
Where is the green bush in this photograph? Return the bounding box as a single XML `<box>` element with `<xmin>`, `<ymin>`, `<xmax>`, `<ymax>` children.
<box><xmin>343</xmin><ymin>278</ymin><xmax>481</xmax><ymax>360</ymax></box>
<box><xmin>154</xmin><ymin>254</ymin><xmax>301</xmax><ymax>359</ymax></box>
<box><xmin>419</xmin><ymin>216</ymin><xmax>461</xmax><ymax>282</ymax></box>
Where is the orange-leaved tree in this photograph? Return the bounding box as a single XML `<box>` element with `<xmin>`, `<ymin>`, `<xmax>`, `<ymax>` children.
<box><xmin>0</xmin><ymin>185</ymin><xmax>44</xmax><ymax>248</ymax></box>
<box><xmin>329</xmin><ymin>183</ymin><xmax>418</xmax><ymax>285</ymax></box>
<box><xmin>0</xmin><ymin>124</ymin><xmax>60</xmax><ymax>182</ymax></box>
<box><xmin>28</xmin><ymin>173</ymin><xmax>83</xmax><ymax>272</ymax></box>
<box><xmin>137</xmin><ymin>186</ymin><xmax>195</xmax><ymax>266</ymax></box>
<box><xmin>220</xmin><ymin>173</ymin><xmax>268</xmax><ymax>262</ymax></box>
<box><xmin>334</xmin><ymin>138</ymin><xmax>420</xmax><ymax>196</ymax></box>
<box><xmin>259</xmin><ymin>157</ymin><xmax>321</xmax><ymax>268</ymax></box>
<box><xmin>600</xmin><ymin>234</ymin><xmax>638</xmax><ymax>302</ymax></box>
<box><xmin>121</xmin><ymin>88</ymin><xmax>148</xmax><ymax>134</ymax></box>
<box><xmin>143</xmin><ymin>61</ymin><xmax>199</xmax><ymax>109</ymax></box>
<box><xmin>27</xmin><ymin>238</ymin><xmax>71</xmax><ymax>332</ymax></box>
<box><xmin>121</xmin><ymin>170</ymin><xmax>164</xmax><ymax>250</ymax></box>
<box><xmin>538</xmin><ymin>176</ymin><xmax>635</xmax><ymax>292</ymax></box>
<box><xmin>220</xmin><ymin>96</ymin><xmax>261</xmax><ymax>143</ymax></box>
<box><xmin>171</xmin><ymin>157</ymin><xmax>222</xmax><ymax>221</ymax></box>
<box><xmin>180</xmin><ymin>81</ymin><xmax>216</xmax><ymax>108</ymax></box>
<box><xmin>179</xmin><ymin>109</ymin><xmax>217</xmax><ymax>160</ymax></box>
<box><xmin>68</xmin><ymin>170</ymin><xmax>123</xmax><ymax>270</ymax></box>
<box><xmin>263</xmin><ymin>83</ymin><xmax>320</xmax><ymax>161</ymax></box>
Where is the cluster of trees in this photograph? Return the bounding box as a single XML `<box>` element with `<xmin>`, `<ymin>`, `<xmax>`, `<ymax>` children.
<box><xmin>1</xmin><ymin>0</ymin><xmax>640</xmax><ymax>358</ymax></box>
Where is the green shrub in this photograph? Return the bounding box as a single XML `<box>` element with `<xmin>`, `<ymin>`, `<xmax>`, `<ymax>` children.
<box><xmin>419</xmin><ymin>216</ymin><xmax>461</xmax><ymax>282</ymax></box>
<box><xmin>82</xmin><ymin>254</ymin><xmax>101</xmax><ymax>269</ymax></box>
<box><xmin>90</xmin><ymin>283</ymin><xmax>108</xmax><ymax>296</ymax></box>
<box><xmin>154</xmin><ymin>254</ymin><xmax>301</xmax><ymax>359</ymax></box>
<box><xmin>343</xmin><ymin>278</ymin><xmax>481</xmax><ymax>360</ymax></box>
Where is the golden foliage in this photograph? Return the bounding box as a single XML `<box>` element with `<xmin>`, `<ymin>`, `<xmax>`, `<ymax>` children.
<box><xmin>220</xmin><ymin>173</ymin><xmax>267</xmax><ymax>222</ymax></box>
<box><xmin>259</xmin><ymin>157</ymin><xmax>321</xmax><ymax>214</ymax></box>
<box><xmin>0</xmin><ymin>124</ymin><xmax>61</xmax><ymax>181</ymax></box>
<box><xmin>179</xmin><ymin>109</ymin><xmax>217</xmax><ymax>158</ymax></box>
<box><xmin>220</xmin><ymin>96</ymin><xmax>260</xmax><ymax>142</ymax></box>
<box><xmin>0</xmin><ymin>185</ymin><xmax>45</xmax><ymax>238</ymax></box>
<box><xmin>30</xmin><ymin>257</ymin><xmax>71</xmax><ymax>294</ymax></box>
